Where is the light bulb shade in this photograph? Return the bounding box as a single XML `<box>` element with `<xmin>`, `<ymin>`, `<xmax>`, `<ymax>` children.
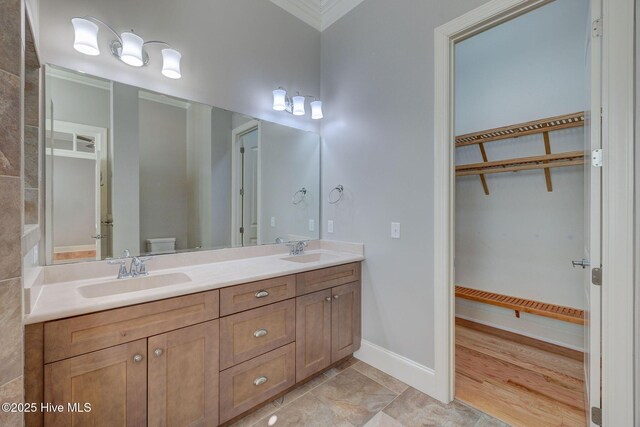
<box><xmin>272</xmin><ymin>89</ymin><xmax>287</xmax><ymax>111</ymax></box>
<box><xmin>161</xmin><ymin>48</ymin><xmax>182</xmax><ymax>79</ymax></box>
<box><xmin>120</xmin><ymin>32</ymin><xmax>144</xmax><ymax>67</ymax></box>
<box><xmin>72</xmin><ymin>18</ymin><xmax>100</xmax><ymax>56</ymax></box>
<box><xmin>310</xmin><ymin>100</ymin><xmax>323</xmax><ymax>120</ymax></box>
<box><xmin>292</xmin><ymin>96</ymin><xmax>306</xmax><ymax>116</ymax></box>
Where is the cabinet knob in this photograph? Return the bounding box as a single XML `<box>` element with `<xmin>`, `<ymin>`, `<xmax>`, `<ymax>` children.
<box><xmin>253</xmin><ymin>376</ymin><xmax>268</xmax><ymax>386</ymax></box>
<box><xmin>133</xmin><ymin>354</ymin><xmax>144</xmax><ymax>363</ymax></box>
<box><xmin>255</xmin><ymin>290</ymin><xmax>269</xmax><ymax>298</ymax></box>
<box><xmin>253</xmin><ymin>328</ymin><xmax>268</xmax><ymax>338</ymax></box>
<box><xmin>325</xmin><ymin>297</ymin><xmax>331</xmax><ymax>302</ymax></box>
<box><xmin>333</xmin><ymin>295</ymin><xmax>339</xmax><ymax>299</ymax></box>
<box><xmin>154</xmin><ymin>348</ymin><xmax>163</xmax><ymax>357</ymax></box>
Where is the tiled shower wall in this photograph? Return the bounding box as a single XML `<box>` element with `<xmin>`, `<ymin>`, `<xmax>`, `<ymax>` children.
<box><xmin>0</xmin><ymin>0</ymin><xmax>25</xmax><ymax>425</ymax></box>
<box><xmin>24</xmin><ymin>23</ymin><xmax>39</xmax><ymax>225</ymax></box>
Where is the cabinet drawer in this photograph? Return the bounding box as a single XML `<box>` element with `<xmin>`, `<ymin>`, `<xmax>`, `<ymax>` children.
<box><xmin>296</xmin><ymin>262</ymin><xmax>361</xmax><ymax>296</ymax></box>
<box><xmin>220</xmin><ymin>299</ymin><xmax>295</xmax><ymax>369</ymax></box>
<box><xmin>44</xmin><ymin>290</ymin><xmax>219</xmax><ymax>363</ymax></box>
<box><xmin>220</xmin><ymin>275</ymin><xmax>296</xmax><ymax>316</ymax></box>
<box><xmin>219</xmin><ymin>343</ymin><xmax>295</xmax><ymax>423</ymax></box>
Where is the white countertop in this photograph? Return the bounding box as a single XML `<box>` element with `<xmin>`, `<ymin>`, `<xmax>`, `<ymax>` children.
<box><xmin>25</xmin><ymin>247</ymin><xmax>364</xmax><ymax>324</ymax></box>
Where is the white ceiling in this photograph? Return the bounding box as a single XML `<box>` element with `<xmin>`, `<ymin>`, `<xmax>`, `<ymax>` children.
<box><xmin>269</xmin><ymin>0</ymin><xmax>366</xmax><ymax>31</ymax></box>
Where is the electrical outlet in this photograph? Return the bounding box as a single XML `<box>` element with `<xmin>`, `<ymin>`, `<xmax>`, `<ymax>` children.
<box><xmin>327</xmin><ymin>220</ymin><xmax>334</xmax><ymax>233</ymax></box>
<box><xmin>391</xmin><ymin>222</ymin><xmax>401</xmax><ymax>239</ymax></box>
<box><xmin>270</xmin><ymin>216</ymin><xmax>276</xmax><ymax>227</ymax></box>
<box><xmin>308</xmin><ymin>219</ymin><xmax>315</xmax><ymax>232</ymax></box>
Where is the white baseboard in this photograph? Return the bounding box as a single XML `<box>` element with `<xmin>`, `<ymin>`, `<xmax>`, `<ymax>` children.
<box><xmin>355</xmin><ymin>340</ymin><xmax>436</xmax><ymax>398</ymax></box>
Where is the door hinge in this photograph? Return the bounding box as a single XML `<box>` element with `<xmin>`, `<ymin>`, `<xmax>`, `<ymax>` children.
<box><xmin>592</xmin><ymin>18</ymin><xmax>602</xmax><ymax>38</ymax></box>
<box><xmin>240</xmin><ymin>147</ymin><xmax>245</xmax><ymax>154</ymax></box>
<box><xmin>591</xmin><ymin>149</ymin><xmax>603</xmax><ymax>167</ymax></box>
<box><xmin>592</xmin><ymin>267</ymin><xmax>602</xmax><ymax>286</ymax></box>
<box><xmin>239</xmin><ymin>227</ymin><xmax>244</xmax><ymax>234</ymax></box>
<box><xmin>240</xmin><ymin>188</ymin><xmax>244</xmax><ymax>196</ymax></box>
<box><xmin>591</xmin><ymin>406</ymin><xmax>602</xmax><ymax>426</ymax></box>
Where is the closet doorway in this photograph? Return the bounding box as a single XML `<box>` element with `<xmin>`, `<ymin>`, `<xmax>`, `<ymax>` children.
<box><xmin>451</xmin><ymin>0</ymin><xmax>599</xmax><ymax>425</ymax></box>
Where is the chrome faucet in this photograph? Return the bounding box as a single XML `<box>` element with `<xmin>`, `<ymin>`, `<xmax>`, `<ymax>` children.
<box><xmin>286</xmin><ymin>240</ymin><xmax>308</xmax><ymax>256</ymax></box>
<box><xmin>107</xmin><ymin>250</ymin><xmax>153</xmax><ymax>279</ymax></box>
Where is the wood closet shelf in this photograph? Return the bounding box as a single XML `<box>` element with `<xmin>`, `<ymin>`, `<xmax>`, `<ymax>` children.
<box><xmin>455</xmin><ymin>151</ymin><xmax>585</xmax><ymax>177</ymax></box>
<box><xmin>455</xmin><ymin>285</ymin><xmax>585</xmax><ymax>325</ymax></box>
<box><xmin>454</xmin><ymin>111</ymin><xmax>586</xmax><ymax>194</ymax></box>
<box><xmin>455</xmin><ymin>112</ymin><xmax>585</xmax><ymax>147</ymax></box>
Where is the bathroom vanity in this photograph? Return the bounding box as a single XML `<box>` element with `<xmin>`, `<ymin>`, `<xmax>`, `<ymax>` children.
<box><xmin>24</xmin><ymin>252</ymin><xmax>362</xmax><ymax>426</ymax></box>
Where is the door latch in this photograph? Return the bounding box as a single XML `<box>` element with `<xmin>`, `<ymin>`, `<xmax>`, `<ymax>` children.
<box><xmin>572</xmin><ymin>259</ymin><xmax>590</xmax><ymax>269</ymax></box>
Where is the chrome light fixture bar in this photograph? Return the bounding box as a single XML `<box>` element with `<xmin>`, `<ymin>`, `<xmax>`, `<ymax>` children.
<box><xmin>272</xmin><ymin>87</ymin><xmax>323</xmax><ymax>120</ymax></box>
<box><xmin>71</xmin><ymin>16</ymin><xmax>182</xmax><ymax>79</ymax></box>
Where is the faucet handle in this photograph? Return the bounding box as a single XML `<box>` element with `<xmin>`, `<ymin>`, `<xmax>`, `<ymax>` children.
<box><xmin>136</xmin><ymin>256</ymin><xmax>153</xmax><ymax>276</ymax></box>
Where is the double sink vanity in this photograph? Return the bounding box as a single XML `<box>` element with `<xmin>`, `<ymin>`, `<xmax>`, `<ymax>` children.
<box><xmin>24</xmin><ymin>242</ymin><xmax>363</xmax><ymax>426</ymax></box>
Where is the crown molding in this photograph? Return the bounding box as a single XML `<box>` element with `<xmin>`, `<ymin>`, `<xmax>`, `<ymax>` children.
<box><xmin>270</xmin><ymin>0</ymin><xmax>322</xmax><ymax>30</ymax></box>
<box><xmin>139</xmin><ymin>90</ymin><xmax>190</xmax><ymax>110</ymax></box>
<box><xmin>46</xmin><ymin>66</ymin><xmax>111</xmax><ymax>90</ymax></box>
<box><xmin>270</xmin><ymin>0</ymin><xmax>366</xmax><ymax>31</ymax></box>
<box><xmin>320</xmin><ymin>0</ymin><xmax>367</xmax><ymax>30</ymax></box>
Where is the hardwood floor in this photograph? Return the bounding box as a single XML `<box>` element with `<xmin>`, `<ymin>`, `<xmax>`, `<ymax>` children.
<box><xmin>455</xmin><ymin>318</ymin><xmax>586</xmax><ymax>427</ymax></box>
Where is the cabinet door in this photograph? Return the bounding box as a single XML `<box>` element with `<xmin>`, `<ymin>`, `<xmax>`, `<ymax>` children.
<box><xmin>148</xmin><ymin>320</ymin><xmax>219</xmax><ymax>427</ymax></box>
<box><xmin>44</xmin><ymin>339</ymin><xmax>147</xmax><ymax>427</ymax></box>
<box><xmin>296</xmin><ymin>289</ymin><xmax>332</xmax><ymax>382</ymax></box>
<box><xmin>331</xmin><ymin>282</ymin><xmax>362</xmax><ymax>362</ymax></box>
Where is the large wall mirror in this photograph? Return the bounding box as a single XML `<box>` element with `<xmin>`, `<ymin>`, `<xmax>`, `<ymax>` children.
<box><xmin>45</xmin><ymin>65</ymin><xmax>320</xmax><ymax>264</ymax></box>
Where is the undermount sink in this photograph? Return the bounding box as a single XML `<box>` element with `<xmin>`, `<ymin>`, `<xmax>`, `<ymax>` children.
<box><xmin>78</xmin><ymin>272</ymin><xmax>192</xmax><ymax>298</ymax></box>
<box><xmin>281</xmin><ymin>253</ymin><xmax>339</xmax><ymax>263</ymax></box>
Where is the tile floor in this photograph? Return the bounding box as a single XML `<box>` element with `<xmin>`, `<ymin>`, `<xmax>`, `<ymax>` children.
<box><xmin>230</xmin><ymin>358</ymin><xmax>508</xmax><ymax>427</ymax></box>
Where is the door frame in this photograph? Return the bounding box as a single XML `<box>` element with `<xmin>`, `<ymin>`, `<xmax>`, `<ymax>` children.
<box><xmin>432</xmin><ymin>0</ymin><xmax>635</xmax><ymax>425</ymax></box>
<box><xmin>231</xmin><ymin>120</ymin><xmax>262</xmax><ymax>247</ymax></box>
<box><xmin>45</xmin><ymin>119</ymin><xmax>108</xmax><ymax>261</ymax></box>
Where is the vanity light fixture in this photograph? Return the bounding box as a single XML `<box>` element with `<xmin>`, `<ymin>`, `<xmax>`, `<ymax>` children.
<box><xmin>71</xmin><ymin>17</ymin><xmax>182</xmax><ymax>79</ymax></box>
<box><xmin>272</xmin><ymin>87</ymin><xmax>323</xmax><ymax>120</ymax></box>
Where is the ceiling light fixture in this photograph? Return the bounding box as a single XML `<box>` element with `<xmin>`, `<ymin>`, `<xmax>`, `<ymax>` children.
<box><xmin>71</xmin><ymin>16</ymin><xmax>182</xmax><ymax>79</ymax></box>
<box><xmin>272</xmin><ymin>87</ymin><xmax>323</xmax><ymax>120</ymax></box>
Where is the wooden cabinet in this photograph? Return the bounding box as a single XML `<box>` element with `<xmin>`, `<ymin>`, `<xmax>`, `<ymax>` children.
<box><xmin>295</xmin><ymin>281</ymin><xmax>361</xmax><ymax>380</ymax></box>
<box><xmin>148</xmin><ymin>321</ymin><xmax>219</xmax><ymax>427</ymax></box>
<box><xmin>296</xmin><ymin>289</ymin><xmax>332</xmax><ymax>382</ymax></box>
<box><xmin>28</xmin><ymin>261</ymin><xmax>361</xmax><ymax>427</ymax></box>
<box><xmin>331</xmin><ymin>282</ymin><xmax>362</xmax><ymax>362</ymax></box>
<box><xmin>44</xmin><ymin>339</ymin><xmax>147</xmax><ymax>427</ymax></box>
<box><xmin>220</xmin><ymin>300</ymin><xmax>295</xmax><ymax>369</ymax></box>
<box><xmin>219</xmin><ymin>343</ymin><xmax>296</xmax><ymax>423</ymax></box>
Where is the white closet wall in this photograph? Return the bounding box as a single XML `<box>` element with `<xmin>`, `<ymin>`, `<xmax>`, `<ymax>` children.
<box><xmin>454</xmin><ymin>0</ymin><xmax>589</xmax><ymax>349</ymax></box>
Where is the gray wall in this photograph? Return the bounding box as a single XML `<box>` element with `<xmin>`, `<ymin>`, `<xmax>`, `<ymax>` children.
<box><xmin>48</xmin><ymin>76</ymin><xmax>110</xmax><ymax>128</ymax></box>
<box><xmin>111</xmin><ymin>83</ymin><xmax>140</xmax><ymax>255</ymax></box>
<box><xmin>138</xmin><ymin>98</ymin><xmax>188</xmax><ymax>251</ymax></box>
<box><xmin>211</xmin><ymin>109</ymin><xmax>234</xmax><ymax>248</ymax></box>
<box><xmin>38</xmin><ymin>0</ymin><xmax>321</xmax><ymax>133</ymax></box>
<box><xmin>261</xmin><ymin>122</ymin><xmax>320</xmax><ymax>243</ymax></box>
<box><xmin>454</xmin><ymin>0</ymin><xmax>587</xmax><ymax>349</ymax></box>
<box><xmin>52</xmin><ymin>157</ymin><xmax>96</xmax><ymax>247</ymax></box>
<box><xmin>320</xmin><ymin>0</ymin><xmax>490</xmax><ymax>369</ymax></box>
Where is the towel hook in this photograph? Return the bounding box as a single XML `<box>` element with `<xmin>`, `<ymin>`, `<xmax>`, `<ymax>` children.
<box><xmin>328</xmin><ymin>185</ymin><xmax>344</xmax><ymax>204</ymax></box>
<box><xmin>292</xmin><ymin>187</ymin><xmax>307</xmax><ymax>205</ymax></box>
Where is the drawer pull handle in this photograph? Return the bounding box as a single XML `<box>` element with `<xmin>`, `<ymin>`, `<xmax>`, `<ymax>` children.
<box><xmin>133</xmin><ymin>354</ymin><xmax>144</xmax><ymax>363</ymax></box>
<box><xmin>255</xmin><ymin>290</ymin><xmax>270</xmax><ymax>298</ymax></box>
<box><xmin>154</xmin><ymin>348</ymin><xmax>163</xmax><ymax>357</ymax></box>
<box><xmin>254</xmin><ymin>376</ymin><xmax>268</xmax><ymax>386</ymax></box>
<box><xmin>253</xmin><ymin>328</ymin><xmax>268</xmax><ymax>338</ymax></box>
<box><xmin>325</xmin><ymin>297</ymin><xmax>331</xmax><ymax>302</ymax></box>
<box><xmin>333</xmin><ymin>295</ymin><xmax>339</xmax><ymax>299</ymax></box>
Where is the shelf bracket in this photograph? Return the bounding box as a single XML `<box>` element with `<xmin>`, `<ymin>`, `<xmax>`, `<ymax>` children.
<box><xmin>478</xmin><ymin>143</ymin><xmax>490</xmax><ymax>195</ymax></box>
<box><xmin>542</xmin><ymin>131</ymin><xmax>553</xmax><ymax>192</ymax></box>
